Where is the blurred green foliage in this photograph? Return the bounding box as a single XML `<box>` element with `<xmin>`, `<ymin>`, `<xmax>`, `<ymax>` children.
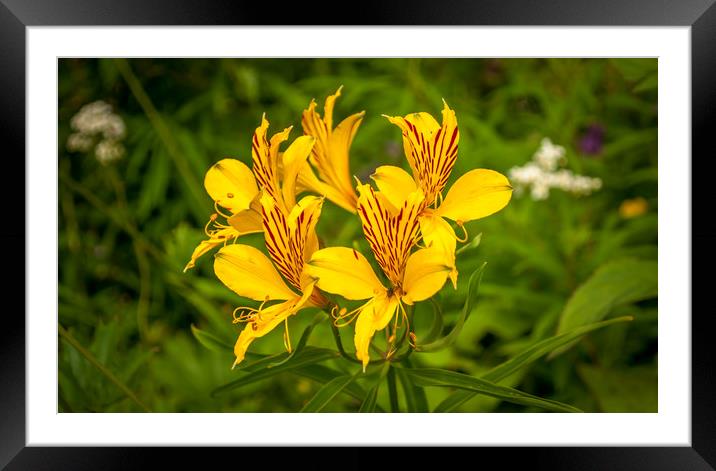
<box><xmin>58</xmin><ymin>58</ymin><xmax>657</xmax><ymax>413</ymax></box>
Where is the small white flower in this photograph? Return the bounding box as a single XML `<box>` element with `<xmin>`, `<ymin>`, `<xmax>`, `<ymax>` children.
<box><xmin>66</xmin><ymin>100</ymin><xmax>126</xmax><ymax>165</ymax></box>
<box><xmin>509</xmin><ymin>137</ymin><xmax>601</xmax><ymax>201</ymax></box>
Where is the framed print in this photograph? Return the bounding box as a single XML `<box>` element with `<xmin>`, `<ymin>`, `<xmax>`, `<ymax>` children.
<box><xmin>2</xmin><ymin>0</ymin><xmax>715</xmax><ymax>468</ymax></box>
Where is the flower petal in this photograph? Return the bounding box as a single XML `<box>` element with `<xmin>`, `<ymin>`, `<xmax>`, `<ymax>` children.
<box><xmin>385</xmin><ymin>102</ymin><xmax>459</xmax><ymax>205</ymax></box>
<box><xmin>204</xmin><ymin>158</ymin><xmax>258</xmax><ymax>213</ymax></box>
<box><xmin>306</xmin><ymin>247</ymin><xmax>385</xmax><ymax>300</ymax></box>
<box><xmin>252</xmin><ymin>115</ymin><xmax>291</xmax><ymax>205</ymax></box>
<box><xmin>354</xmin><ymin>293</ymin><xmax>399</xmax><ymax>371</ymax></box>
<box><xmin>281</xmin><ymin>135</ymin><xmax>316</xmax><ymax>209</ymax></box>
<box><xmin>214</xmin><ymin>244</ymin><xmax>297</xmax><ymax>302</ymax></box>
<box><xmin>370</xmin><ymin>165</ymin><xmax>417</xmax><ymax>208</ymax></box>
<box><xmin>183</xmin><ymin>226</ymin><xmax>237</xmax><ymax>273</ymax></box>
<box><xmin>401</xmin><ymin>247</ymin><xmax>453</xmax><ymax>305</ymax></box>
<box><xmin>227</xmin><ymin>193</ymin><xmax>264</xmax><ymax>234</ymax></box>
<box><xmin>419</xmin><ymin>214</ymin><xmax>458</xmax><ymax>288</ymax></box>
<box><xmin>436</xmin><ymin>169</ymin><xmax>513</xmax><ymax>222</ymax></box>
<box><xmin>233</xmin><ymin>282</ymin><xmax>316</xmax><ymax>367</ymax></box>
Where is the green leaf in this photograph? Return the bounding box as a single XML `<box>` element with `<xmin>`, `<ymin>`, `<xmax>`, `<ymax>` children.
<box><xmin>455</xmin><ymin>232</ymin><xmax>482</xmax><ymax>255</ymax></box>
<box><xmin>300</xmin><ymin>374</ymin><xmax>358</xmax><ymax>412</ymax></box>
<box><xmin>358</xmin><ymin>384</ymin><xmax>380</xmax><ymax>412</ymax></box>
<box><xmin>395</xmin><ymin>363</ymin><xmax>429</xmax><ymax>412</ymax></box>
<box><xmin>190</xmin><ymin>324</ymin><xmax>232</xmax><ymax>353</ymax></box>
<box><xmin>269</xmin><ymin>311</ymin><xmax>324</xmax><ymax>367</ymax></box>
<box><xmin>578</xmin><ymin>364</ymin><xmax>657</xmax><ymax>412</ymax></box>
<box><xmin>421</xmin><ymin>298</ymin><xmax>444</xmax><ymax>344</ymax></box>
<box><xmin>404</xmin><ymin>368</ymin><xmax>581</xmax><ymax>413</ymax></box>
<box><xmin>415</xmin><ymin>263</ymin><xmax>486</xmax><ymax>352</ymax></box>
<box><xmin>211</xmin><ymin>347</ymin><xmax>339</xmax><ymax>397</ymax></box>
<box><xmin>293</xmin><ymin>364</ymin><xmax>374</xmax><ymax>406</ymax></box>
<box><xmin>553</xmin><ymin>258</ymin><xmax>657</xmax><ymax>357</ymax></box>
<box><xmin>433</xmin><ymin>316</ymin><xmax>633</xmax><ymax>412</ymax></box>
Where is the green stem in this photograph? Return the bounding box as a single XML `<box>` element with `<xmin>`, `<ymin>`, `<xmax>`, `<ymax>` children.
<box><xmin>328</xmin><ymin>315</ymin><xmax>362</xmax><ymax>365</ymax></box>
<box><xmin>387</xmin><ymin>366</ymin><xmax>399</xmax><ymax>412</ymax></box>
<box><xmin>58</xmin><ymin>325</ymin><xmax>151</xmax><ymax>412</ymax></box>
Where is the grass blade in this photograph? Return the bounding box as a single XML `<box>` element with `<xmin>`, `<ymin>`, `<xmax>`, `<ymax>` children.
<box><xmin>59</xmin><ymin>325</ymin><xmax>151</xmax><ymax>412</ymax></box>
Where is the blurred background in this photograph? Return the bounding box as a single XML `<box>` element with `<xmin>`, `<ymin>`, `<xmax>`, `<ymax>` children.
<box><xmin>58</xmin><ymin>58</ymin><xmax>658</xmax><ymax>413</ymax></box>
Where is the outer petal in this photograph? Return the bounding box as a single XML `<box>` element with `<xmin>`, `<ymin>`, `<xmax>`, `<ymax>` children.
<box><xmin>296</xmin><ymin>161</ymin><xmax>355</xmax><ymax>212</ymax></box>
<box><xmin>233</xmin><ymin>281</ymin><xmax>316</xmax><ymax>367</ymax></box>
<box><xmin>214</xmin><ymin>244</ymin><xmax>297</xmax><ymax>302</ymax></box>
<box><xmin>183</xmin><ymin>226</ymin><xmax>237</xmax><ymax>272</ymax></box>
<box><xmin>436</xmin><ymin>169</ymin><xmax>513</xmax><ymax>222</ymax></box>
<box><xmin>370</xmin><ymin>165</ymin><xmax>417</xmax><ymax>208</ymax></box>
<box><xmin>227</xmin><ymin>193</ymin><xmax>264</xmax><ymax>234</ymax></box>
<box><xmin>401</xmin><ymin>247</ymin><xmax>454</xmax><ymax>305</ymax></box>
<box><xmin>281</xmin><ymin>135</ymin><xmax>316</xmax><ymax>209</ymax></box>
<box><xmin>204</xmin><ymin>158</ymin><xmax>259</xmax><ymax>213</ymax></box>
<box><xmin>419</xmin><ymin>214</ymin><xmax>458</xmax><ymax>287</ymax></box>
<box><xmin>354</xmin><ymin>293</ymin><xmax>399</xmax><ymax>371</ymax></box>
<box><xmin>306</xmin><ymin>247</ymin><xmax>385</xmax><ymax>300</ymax></box>
<box><xmin>329</xmin><ymin>111</ymin><xmax>365</xmax><ymax>194</ymax></box>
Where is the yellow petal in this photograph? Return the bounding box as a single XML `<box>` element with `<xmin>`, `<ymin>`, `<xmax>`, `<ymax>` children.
<box><xmin>328</xmin><ymin>111</ymin><xmax>364</xmax><ymax>195</ymax></box>
<box><xmin>204</xmin><ymin>159</ymin><xmax>258</xmax><ymax>213</ymax></box>
<box><xmin>214</xmin><ymin>244</ymin><xmax>297</xmax><ymax>302</ymax></box>
<box><xmin>227</xmin><ymin>193</ymin><xmax>264</xmax><ymax>234</ymax></box>
<box><xmin>252</xmin><ymin>115</ymin><xmax>290</xmax><ymax>205</ymax></box>
<box><xmin>419</xmin><ymin>214</ymin><xmax>458</xmax><ymax>287</ymax></box>
<box><xmin>437</xmin><ymin>169</ymin><xmax>513</xmax><ymax>223</ymax></box>
<box><xmin>233</xmin><ymin>283</ymin><xmax>316</xmax><ymax>367</ymax></box>
<box><xmin>183</xmin><ymin>226</ymin><xmax>237</xmax><ymax>272</ymax></box>
<box><xmin>306</xmin><ymin>247</ymin><xmax>385</xmax><ymax>300</ymax></box>
<box><xmin>401</xmin><ymin>247</ymin><xmax>453</xmax><ymax>305</ymax></box>
<box><xmin>354</xmin><ymin>293</ymin><xmax>399</xmax><ymax>371</ymax></box>
<box><xmin>370</xmin><ymin>165</ymin><xmax>417</xmax><ymax>208</ymax></box>
<box><xmin>281</xmin><ymin>135</ymin><xmax>316</xmax><ymax>209</ymax></box>
<box><xmin>356</xmin><ymin>183</ymin><xmax>424</xmax><ymax>286</ymax></box>
<box><xmin>385</xmin><ymin>102</ymin><xmax>459</xmax><ymax>205</ymax></box>
<box><xmin>323</xmin><ymin>86</ymin><xmax>342</xmax><ymax>130</ymax></box>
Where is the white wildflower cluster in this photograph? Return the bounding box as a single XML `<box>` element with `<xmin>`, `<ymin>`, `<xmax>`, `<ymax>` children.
<box><xmin>66</xmin><ymin>100</ymin><xmax>126</xmax><ymax>165</ymax></box>
<box><xmin>509</xmin><ymin>138</ymin><xmax>602</xmax><ymax>201</ymax></box>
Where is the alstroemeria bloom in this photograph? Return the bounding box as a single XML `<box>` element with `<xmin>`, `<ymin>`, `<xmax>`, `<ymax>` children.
<box><xmin>214</xmin><ymin>193</ymin><xmax>327</xmax><ymax>367</ymax></box>
<box><xmin>184</xmin><ymin>115</ymin><xmax>314</xmax><ymax>271</ymax></box>
<box><xmin>298</xmin><ymin>86</ymin><xmax>365</xmax><ymax>213</ymax></box>
<box><xmin>307</xmin><ymin>183</ymin><xmax>455</xmax><ymax>371</ymax></box>
<box><xmin>376</xmin><ymin>101</ymin><xmax>513</xmax><ymax>284</ymax></box>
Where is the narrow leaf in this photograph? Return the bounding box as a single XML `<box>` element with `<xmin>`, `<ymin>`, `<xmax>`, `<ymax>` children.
<box><xmin>553</xmin><ymin>258</ymin><xmax>656</xmax><ymax>357</ymax></box>
<box><xmin>190</xmin><ymin>324</ymin><xmax>232</xmax><ymax>353</ymax></box>
<box><xmin>359</xmin><ymin>384</ymin><xmax>380</xmax><ymax>412</ymax></box>
<box><xmin>300</xmin><ymin>374</ymin><xmax>357</xmax><ymax>412</ymax></box>
<box><xmin>416</xmin><ymin>263</ymin><xmax>486</xmax><ymax>352</ymax></box>
<box><xmin>405</xmin><ymin>368</ymin><xmax>581</xmax><ymax>413</ymax></box>
<box><xmin>269</xmin><ymin>311</ymin><xmax>324</xmax><ymax>367</ymax></box>
<box><xmin>395</xmin><ymin>364</ymin><xmax>429</xmax><ymax>412</ymax></box>
<box><xmin>211</xmin><ymin>347</ymin><xmax>339</xmax><ymax>397</ymax></box>
<box><xmin>433</xmin><ymin>316</ymin><xmax>633</xmax><ymax>412</ymax></box>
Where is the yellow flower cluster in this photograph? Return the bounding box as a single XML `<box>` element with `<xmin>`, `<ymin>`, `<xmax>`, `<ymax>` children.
<box><xmin>184</xmin><ymin>87</ymin><xmax>513</xmax><ymax>370</ymax></box>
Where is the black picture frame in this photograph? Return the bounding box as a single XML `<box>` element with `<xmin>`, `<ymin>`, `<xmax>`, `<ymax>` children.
<box><xmin>2</xmin><ymin>0</ymin><xmax>713</xmax><ymax>468</ymax></box>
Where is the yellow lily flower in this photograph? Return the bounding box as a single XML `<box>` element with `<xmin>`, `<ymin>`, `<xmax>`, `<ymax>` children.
<box><xmin>307</xmin><ymin>183</ymin><xmax>455</xmax><ymax>371</ymax></box>
<box><xmin>184</xmin><ymin>114</ymin><xmax>314</xmax><ymax>271</ymax></box>
<box><xmin>214</xmin><ymin>193</ymin><xmax>327</xmax><ymax>368</ymax></box>
<box><xmin>299</xmin><ymin>86</ymin><xmax>365</xmax><ymax>213</ymax></box>
<box><xmin>377</xmin><ymin>101</ymin><xmax>513</xmax><ymax>283</ymax></box>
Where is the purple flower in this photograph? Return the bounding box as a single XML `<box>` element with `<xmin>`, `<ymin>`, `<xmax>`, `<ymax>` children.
<box><xmin>579</xmin><ymin>124</ymin><xmax>605</xmax><ymax>155</ymax></box>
